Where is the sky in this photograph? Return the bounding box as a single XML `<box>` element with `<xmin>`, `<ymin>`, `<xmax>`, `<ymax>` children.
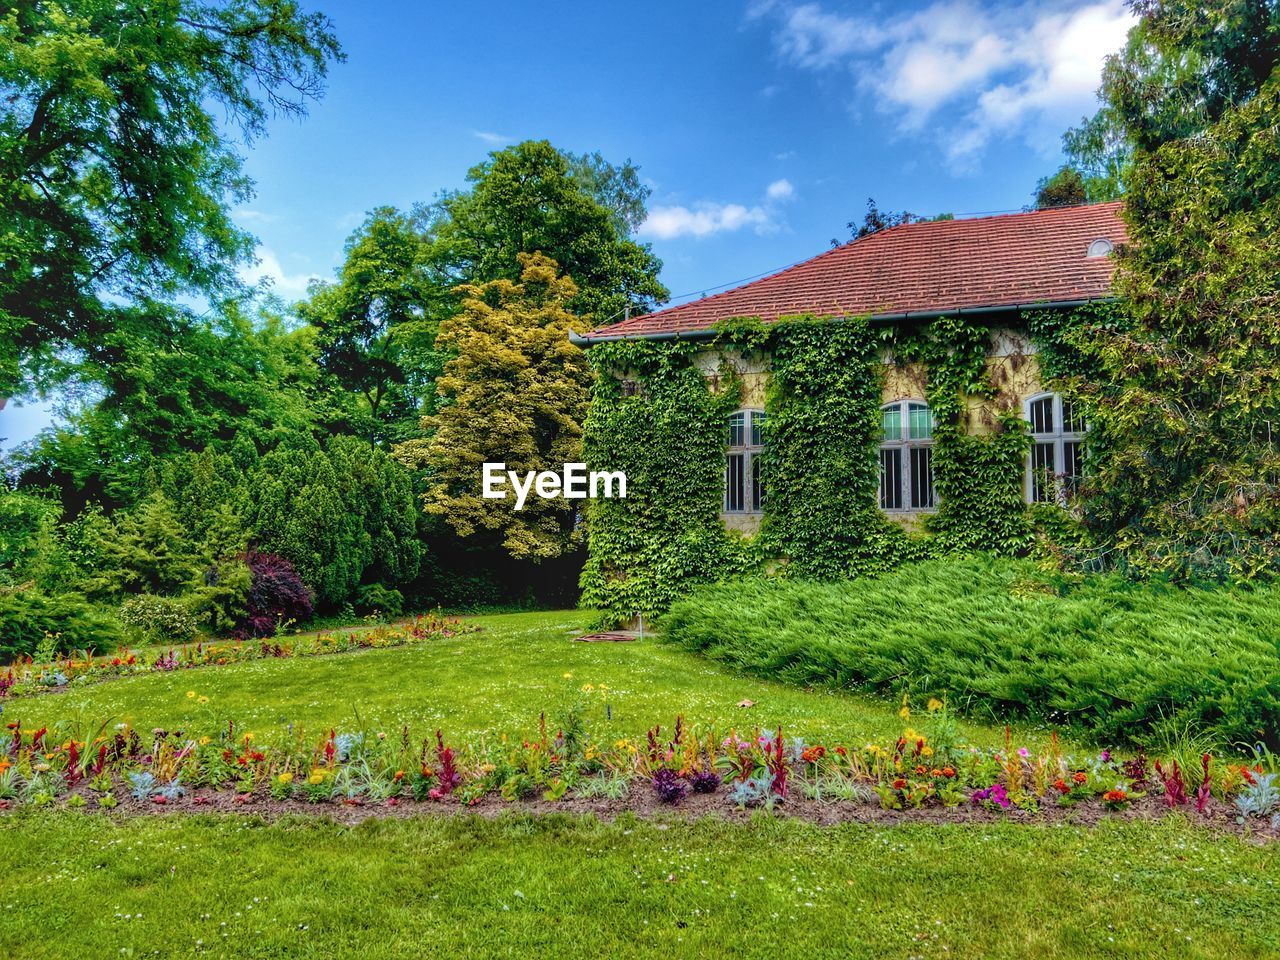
<box><xmin>0</xmin><ymin>0</ymin><xmax>1135</xmax><ymax>449</ymax></box>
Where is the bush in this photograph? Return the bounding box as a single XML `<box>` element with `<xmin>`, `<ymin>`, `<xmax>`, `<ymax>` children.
<box><xmin>663</xmin><ymin>556</ymin><xmax>1280</xmax><ymax>747</ymax></box>
<box><xmin>0</xmin><ymin>590</ymin><xmax>125</xmax><ymax>660</ymax></box>
<box><xmin>119</xmin><ymin>594</ymin><xmax>198</xmax><ymax>644</ymax></box>
<box><xmin>233</xmin><ymin>551</ymin><xmax>313</xmax><ymax>638</ymax></box>
<box><xmin>355</xmin><ymin>583</ymin><xmax>404</xmax><ymax>618</ymax></box>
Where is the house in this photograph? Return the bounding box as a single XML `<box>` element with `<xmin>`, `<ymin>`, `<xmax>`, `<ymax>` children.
<box><xmin>574</xmin><ymin>201</ymin><xmax>1127</xmax><ymax>535</ymax></box>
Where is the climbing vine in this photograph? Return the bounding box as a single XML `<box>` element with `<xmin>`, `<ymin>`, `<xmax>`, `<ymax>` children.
<box><xmin>758</xmin><ymin>316</ymin><xmax>932</xmax><ymax>577</ymax></box>
<box><xmin>578</xmin><ymin>339</ymin><xmax>758</xmax><ymax>627</ymax></box>
<box><xmin>581</xmin><ymin>309</ymin><xmax>1092</xmax><ymax>625</ymax></box>
<box><xmin>890</xmin><ymin>315</ymin><xmax>1033</xmax><ymax>555</ymax></box>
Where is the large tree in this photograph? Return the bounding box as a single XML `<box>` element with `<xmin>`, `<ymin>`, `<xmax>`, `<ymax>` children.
<box><xmin>0</xmin><ymin>0</ymin><xmax>342</xmax><ymax>398</ymax></box>
<box><xmin>1063</xmin><ymin>0</ymin><xmax>1280</xmax><ymax>580</ymax></box>
<box><xmin>397</xmin><ymin>254</ymin><xmax>593</xmax><ymax>560</ymax></box>
<box><xmin>421</xmin><ymin>140</ymin><xmax>667</xmax><ymax>325</ymax></box>
<box><xmin>298</xmin><ymin>207</ymin><xmax>441</xmax><ymax>446</ymax></box>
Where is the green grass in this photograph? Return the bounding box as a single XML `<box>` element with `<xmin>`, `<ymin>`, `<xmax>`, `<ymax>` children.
<box><xmin>663</xmin><ymin>556</ymin><xmax>1280</xmax><ymax>747</ymax></box>
<box><xmin>1</xmin><ymin>812</ymin><xmax>1277</xmax><ymax>960</ymax></box>
<box><xmin>9</xmin><ymin>610</ymin><xmax>1053</xmax><ymax>749</ymax></box>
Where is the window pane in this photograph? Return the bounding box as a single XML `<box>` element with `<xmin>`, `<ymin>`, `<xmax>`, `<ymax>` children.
<box><xmin>881</xmin><ymin>406</ymin><xmax>901</xmax><ymax>442</ymax></box>
<box><xmin>908</xmin><ymin>402</ymin><xmax>933</xmax><ymax>440</ymax></box>
<box><xmin>751</xmin><ymin>454</ymin><xmax>764</xmax><ymax>511</ymax></box>
<box><xmin>1062</xmin><ymin>400</ymin><xmax>1085</xmax><ymax>434</ymax></box>
<box><xmin>1029</xmin><ymin>397</ymin><xmax>1054</xmax><ymax>435</ymax></box>
<box><xmin>1030</xmin><ymin>442</ymin><xmax>1055</xmax><ymax>503</ymax></box>
<box><xmin>909</xmin><ymin>446</ymin><xmax>935</xmax><ymax>509</ymax></box>
<box><xmin>728</xmin><ymin>412</ymin><xmax>745</xmax><ymax>448</ymax></box>
<box><xmin>1063</xmin><ymin>441</ymin><xmax>1083</xmax><ymax>494</ymax></box>
<box><xmin>725</xmin><ymin>453</ymin><xmax>745</xmax><ymax>512</ymax></box>
<box><xmin>879</xmin><ymin>447</ymin><xmax>902</xmax><ymax>510</ymax></box>
<box><xmin>750</xmin><ymin>411</ymin><xmax>766</xmax><ymax>447</ymax></box>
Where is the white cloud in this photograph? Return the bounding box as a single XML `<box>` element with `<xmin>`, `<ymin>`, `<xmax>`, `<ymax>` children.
<box><xmin>766</xmin><ymin>178</ymin><xmax>795</xmax><ymax>200</ymax></box>
<box><xmin>238</xmin><ymin>248</ymin><xmax>320</xmax><ymax>301</ymax></box>
<box><xmin>752</xmin><ymin>0</ymin><xmax>1134</xmax><ymax>167</ymax></box>
<box><xmin>639</xmin><ymin>179</ymin><xmax>798</xmax><ymax>240</ymax></box>
<box><xmin>473</xmin><ymin>130</ymin><xmax>513</xmax><ymax>146</ymax></box>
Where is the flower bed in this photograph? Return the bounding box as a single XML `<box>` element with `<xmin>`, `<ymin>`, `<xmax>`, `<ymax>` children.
<box><xmin>1</xmin><ymin>696</ymin><xmax>1276</xmax><ymax>837</ymax></box>
<box><xmin>0</xmin><ymin>613</ymin><xmax>480</xmax><ymax>700</ymax></box>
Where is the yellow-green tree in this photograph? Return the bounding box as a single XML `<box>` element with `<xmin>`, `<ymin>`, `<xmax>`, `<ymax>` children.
<box><xmin>398</xmin><ymin>254</ymin><xmax>592</xmax><ymax>560</ymax></box>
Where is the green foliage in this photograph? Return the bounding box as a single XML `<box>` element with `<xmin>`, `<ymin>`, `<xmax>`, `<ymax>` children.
<box><xmin>84</xmin><ymin>492</ymin><xmax>200</xmax><ymax>599</ymax></box>
<box><xmin>119</xmin><ymin>594</ymin><xmax>197</xmax><ymax>644</ymax></box>
<box><xmin>760</xmin><ymin>316</ymin><xmax>930</xmax><ymax>576</ymax></box>
<box><xmin>1032</xmin><ymin>166</ymin><xmax>1090</xmax><ymax>208</ymax></box>
<box><xmin>580</xmin><ymin>339</ymin><xmax>757</xmax><ymax>626</ymax></box>
<box><xmin>1053</xmin><ymin>1</ymin><xmax>1280</xmax><ymax>581</ymax></box>
<box><xmin>422</xmin><ymin>140</ymin><xmax>667</xmax><ymax>324</ymax></box>
<box><xmin>0</xmin><ymin>589</ymin><xmax>124</xmax><ymax>660</ymax></box>
<box><xmin>0</xmin><ymin>0</ymin><xmax>342</xmax><ymax>396</ymax></box>
<box><xmin>299</xmin><ymin>207</ymin><xmax>442</xmax><ymax>445</ymax></box>
<box><xmin>244</xmin><ymin>435</ymin><xmax>421</xmax><ymax>608</ymax></box>
<box><xmin>663</xmin><ymin>556</ymin><xmax>1280</xmax><ymax>746</ymax></box>
<box><xmin>355</xmin><ymin>583</ymin><xmax>404</xmax><ymax>618</ymax></box>
<box><xmin>397</xmin><ymin>254</ymin><xmax>593</xmax><ymax>561</ymax></box>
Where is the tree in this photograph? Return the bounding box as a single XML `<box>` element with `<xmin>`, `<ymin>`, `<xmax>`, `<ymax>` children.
<box><xmin>397</xmin><ymin>254</ymin><xmax>594</xmax><ymax>560</ymax></box>
<box><xmin>835</xmin><ymin>198</ymin><xmax>953</xmax><ymax>245</ymax></box>
<box><xmin>0</xmin><ymin>0</ymin><xmax>342</xmax><ymax>398</ymax></box>
<box><xmin>1032</xmin><ymin>166</ymin><xmax>1090</xmax><ymax>209</ymax></box>
<box><xmin>12</xmin><ymin>302</ymin><xmax>322</xmax><ymax>505</ymax></box>
<box><xmin>299</xmin><ymin>207</ymin><xmax>441</xmax><ymax>445</ymax></box>
<box><xmin>422</xmin><ymin>140</ymin><xmax>667</xmax><ymax>324</ymax></box>
<box><xmin>85</xmin><ymin>491</ymin><xmax>200</xmax><ymax>598</ymax></box>
<box><xmin>1062</xmin><ymin>0</ymin><xmax>1280</xmax><ymax>580</ymax></box>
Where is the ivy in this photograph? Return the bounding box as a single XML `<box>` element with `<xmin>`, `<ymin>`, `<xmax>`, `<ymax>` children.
<box><xmin>891</xmin><ymin>314</ymin><xmax>1033</xmax><ymax>556</ymax></box>
<box><xmin>759</xmin><ymin>316</ymin><xmax>931</xmax><ymax>577</ymax></box>
<box><xmin>578</xmin><ymin>340</ymin><xmax>758</xmax><ymax>627</ymax></box>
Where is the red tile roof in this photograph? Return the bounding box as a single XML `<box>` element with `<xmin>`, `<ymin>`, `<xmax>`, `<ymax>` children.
<box><xmin>585</xmin><ymin>201</ymin><xmax>1126</xmax><ymax>340</ymax></box>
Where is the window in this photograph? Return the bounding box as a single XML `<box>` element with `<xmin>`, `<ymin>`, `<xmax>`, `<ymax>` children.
<box><xmin>1025</xmin><ymin>393</ymin><xmax>1086</xmax><ymax>503</ymax></box>
<box><xmin>725</xmin><ymin>410</ymin><xmax>766</xmax><ymax>513</ymax></box>
<box><xmin>880</xmin><ymin>400</ymin><xmax>935</xmax><ymax>511</ymax></box>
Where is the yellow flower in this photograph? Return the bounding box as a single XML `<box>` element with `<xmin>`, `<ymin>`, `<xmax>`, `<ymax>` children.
<box><xmin>186</xmin><ymin>691</ymin><xmax>196</xmax><ymax>699</ymax></box>
<box><xmin>927</xmin><ymin>698</ymin><xmax>944</xmax><ymax>712</ymax></box>
<box><xmin>581</xmin><ymin>683</ymin><xmax>595</xmax><ymax>692</ymax></box>
<box><xmin>198</xmin><ymin>736</ymin><xmax>211</xmax><ymax>746</ymax></box>
<box><xmin>562</xmin><ymin>672</ymin><xmax>573</xmax><ymax>679</ymax></box>
<box><xmin>921</xmin><ymin>746</ymin><xmax>934</xmax><ymax>757</ymax></box>
<box><xmin>197</xmin><ymin>696</ymin><xmax>209</xmax><ymax>704</ymax></box>
<box><xmin>899</xmin><ymin>706</ymin><xmax>910</xmax><ymax>721</ymax></box>
<box><xmin>597</xmin><ymin>684</ymin><xmax>608</xmax><ymax>691</ymax></box>
<box><xmin>277</xmin><ymin>772</ymin><xmax>294</xmax><ymax>784</ymax></box>
<box><xmin>903</xmin><ymin>728</ymin><xmax>918</xmax><ymax>740</ymax></box>
<box><xmin>308</xmin><ymin>769</ymin><xmax>328</xmax><ymax>785</ymax></box>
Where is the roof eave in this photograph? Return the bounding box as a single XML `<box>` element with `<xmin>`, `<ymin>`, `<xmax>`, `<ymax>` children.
<box><xmin>569</xmin><ymin>296</ymin><xmax>1113</xmax><ymax>347</ymax></box>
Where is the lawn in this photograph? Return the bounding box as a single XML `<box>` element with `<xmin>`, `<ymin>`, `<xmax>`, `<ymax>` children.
<box><xmin>8</xmin><ymin>610</ymin><xmax>1065</xmax><ymax>750</ymax></box>
<box><xmin>1</xmin><ymin>812</ymin><xmax>1277</xmax><ymax>960</ymax></box>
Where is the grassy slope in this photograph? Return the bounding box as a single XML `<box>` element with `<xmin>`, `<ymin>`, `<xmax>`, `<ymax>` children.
<box><xmin>663</xmin><ymin>556</ymin><xmax>1280</xmax><ymax>746</ymax></box>
<box><xmin>11</xmin><ymin>610</ymin><xmax>1055</xmax><ymax>749</ymax></box>
<box><xmin>2</xmin><ymin>813</ymin><xmax>1278</xmax><ymax>960</ymax></box>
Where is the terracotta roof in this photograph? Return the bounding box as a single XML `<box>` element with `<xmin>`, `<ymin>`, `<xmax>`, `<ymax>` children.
<box><xmin>584</xmin><ymin>201</ymin><xmax>1126</xmax><ymax>340</ymax></box>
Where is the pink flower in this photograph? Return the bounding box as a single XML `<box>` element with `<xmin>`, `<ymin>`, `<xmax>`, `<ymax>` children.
<box><xmin>1017</xmin><ymin>747</ymin><xmax>1029</xmax><ymax>758</ymax></box>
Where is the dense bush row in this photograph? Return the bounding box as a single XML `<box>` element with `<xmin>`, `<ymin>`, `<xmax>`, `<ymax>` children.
<box><xmin>663</xmin><ymin>556</ymin><xmax>1280</xmax><ymax>747</ymax></box>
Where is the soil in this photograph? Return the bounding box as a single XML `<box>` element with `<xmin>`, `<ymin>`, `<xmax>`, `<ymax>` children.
<box><xmin>11</xmin><ymin>784</ymin><xmax>1277</xmax><ymax>842</ymax></box>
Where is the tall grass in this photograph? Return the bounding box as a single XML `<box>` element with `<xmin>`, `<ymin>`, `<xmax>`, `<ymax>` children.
<box><xmin>662</xmin><ymin>556</ymin><xmax>1280</xmax><ymax>747</ymax></box>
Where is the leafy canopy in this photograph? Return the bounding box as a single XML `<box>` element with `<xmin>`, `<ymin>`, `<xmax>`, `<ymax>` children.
<box><xmin>0</xmin><ymin>0</ymin><xmax>342</xmax><ymax>396</ymax></box>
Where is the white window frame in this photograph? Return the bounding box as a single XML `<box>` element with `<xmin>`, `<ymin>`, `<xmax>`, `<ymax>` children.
<box><xmin>724</xmin><ymin>409</ymin><xmax>766</xmax><ymax>514</ymax></box>
<box><xmin>879</xmin><ymin>399</ymin><xmax>936</xmax><ymax>512</ymax></box>
<box><xmin>1024</xmin><ymin>392</ymin><xmax>1086</xmax><ymax>504</ymax></box>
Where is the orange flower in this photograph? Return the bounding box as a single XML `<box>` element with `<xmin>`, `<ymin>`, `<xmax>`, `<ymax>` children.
<box><xmin>1072</xmin><ymin>771</ymin><xmax>1087</xmax><ymax>785</ymax></box>
<box><xmin>941</xmin><ymin>766</ymin><xmax>956</xmax><ymax>779</ymax></box>
<box><xmin>394</xmin><ymin>770</ymin><xmax>405</xmax><ymax>781</ymax></box>
<box><xmin>1053</xmin><ymin>778</ymin><xmax>1069</xmax><ymax>793</ymax></box>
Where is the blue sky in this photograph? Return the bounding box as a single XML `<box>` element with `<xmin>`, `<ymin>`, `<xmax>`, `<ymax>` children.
<box><xmin>1</xmin><ymin>0</ymin><xmax>1133</xmax><ymax>448</ymax></box>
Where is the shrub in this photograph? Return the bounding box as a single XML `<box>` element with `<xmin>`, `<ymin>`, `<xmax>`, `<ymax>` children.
<box><xmin>663</xmin><ymin>556</ymin><xmax>1280</xmax><ymax>747</ymax></box>
<box><xmin>0</xmin><ymin>589</ymin><xmax>125</xmax><ymax>660</ymax></box>
<box><xmin>355</xmin><ymin>583</ymin><xmax>404</xmax><ymax>618</ymax></box>
<box><xmin>233</xmin><ymin>551</ymin><xmax>313</xmax><ymax>638</ymax></box>
<box><xmin>119</xmin><ymin>594</ymin><xmax>198</xmax><ymax>644</ymax></box>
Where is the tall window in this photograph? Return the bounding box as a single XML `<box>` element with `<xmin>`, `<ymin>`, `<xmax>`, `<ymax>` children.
<box><xmin>880</xmin><ymin>400</ymin><xmax>935</xmax><ymax>511</ymax></box>
<box><xmin>1025</xmin><ymin>393</ymin><xmax>1086</xmax><ymax>503</ymax></box>
<box><xmin>725</xmin><ymin>410</ymin><xmax>765</xmax><ymax>513</ymax></box>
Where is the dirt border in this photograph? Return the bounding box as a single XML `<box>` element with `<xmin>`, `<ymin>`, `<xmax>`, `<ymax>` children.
<box><xmin>9</xmin><ymin>785</ymin><xmax>1275</xmax><ymax>842</ymax></box>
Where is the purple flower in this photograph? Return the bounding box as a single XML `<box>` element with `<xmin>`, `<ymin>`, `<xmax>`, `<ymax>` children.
<box><xmin>1017</xmin><ymin>747</ymin><xmax>1029</xmax><ymax>758</ymax></box>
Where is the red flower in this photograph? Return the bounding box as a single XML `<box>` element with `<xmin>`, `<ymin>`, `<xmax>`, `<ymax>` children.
<box><xmin>892</xmin><ymin>778</ymin><xmax>908</xmax><ymax>791</ymax></box>
<box><xmin>1072</xmin><ymin>771</ymin><xmax>1087</xmax><ymax>785</ymax></box>
<box><xmin>1053</xmin><ymin>779</ymin><xmax>1069</xmax><ymax>794</ymax></box>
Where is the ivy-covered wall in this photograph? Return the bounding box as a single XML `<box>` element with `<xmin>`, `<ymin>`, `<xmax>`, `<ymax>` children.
<box><xmin>581</xmin><ymin>312</ymin><xmax>1063</xmax><ymax>626</ymax></box>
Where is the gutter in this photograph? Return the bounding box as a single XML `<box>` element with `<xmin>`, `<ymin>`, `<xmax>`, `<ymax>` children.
<box><xmin>569</xmin><ymin>297</ymin><xmax>1112</xmax><ymax>346</ymax></box>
